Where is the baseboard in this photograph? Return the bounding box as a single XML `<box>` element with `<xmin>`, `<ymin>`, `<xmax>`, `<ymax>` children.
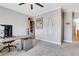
<box><xmin>36</xmin><ymin>39</ymin><xmax>61</xmax><ymax>45</ymax></box>
<box><xmin>64</xmin><ymin>40</ymin><xmax>72</xmax><ymax>43</ymax></box>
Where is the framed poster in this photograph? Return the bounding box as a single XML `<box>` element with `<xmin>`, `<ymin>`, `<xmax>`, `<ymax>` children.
<box><xmin>36</xmin><ymin>17</ymin><xmax>43</xmax><ymax>29</ymax></box>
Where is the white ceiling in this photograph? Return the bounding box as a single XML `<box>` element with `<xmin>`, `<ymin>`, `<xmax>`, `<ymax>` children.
<box><xmin>0</xmin><ymin>3</ymin><xmax>79</xmax><ymax>17</ymax></box>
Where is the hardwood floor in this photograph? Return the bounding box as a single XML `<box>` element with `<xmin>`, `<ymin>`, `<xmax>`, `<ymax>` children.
<box><xmin>74</xmin><ymin>34</ymin><xmax>79</xmax><ymax>41</ymax></box>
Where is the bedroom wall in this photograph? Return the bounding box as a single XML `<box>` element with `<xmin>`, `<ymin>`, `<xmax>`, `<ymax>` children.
<box><xmin>74</xmin><ymin>12</ymin><xmax>79</xmax><ymax>19</ymax></box>
<box><xmin>0</xmin><ymin>6</ymin><xmax>28</xmax><ymax>36</ymax></box>
<box><xmin>34</xmin><ymin>8</ymin><xmax>63</xmax><ymax>45</ymax></box>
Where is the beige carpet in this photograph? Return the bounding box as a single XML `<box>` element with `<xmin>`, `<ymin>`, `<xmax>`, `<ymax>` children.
<box><xmin>1</xmin><ymin>40</ymin><xmax>79</xmax><ymax>56</ymax></box>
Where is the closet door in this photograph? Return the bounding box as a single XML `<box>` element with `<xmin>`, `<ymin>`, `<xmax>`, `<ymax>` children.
<box><xmin>64</xmin><ymin>12</ymin><xmax>73</xmax><ymax>42</ymax></box>
<box><xmin>42</xmin><ymin>17</ymin><xmax>48</xmax><ymax>40</ymax></box>
<box><xmin>47</xmin><ymin>16</ymin><xmax>54</xmax><ymax>41</ymax></box>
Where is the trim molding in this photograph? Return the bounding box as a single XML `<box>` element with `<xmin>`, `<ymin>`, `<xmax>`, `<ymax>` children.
<box><xmin>36</xmin><ymin>38</ymin><xmax>61</xmax><ymax>45</ymax></box>
<box><xmin>64</xmin><ymin>40</ymin><xmax>72</xmax><ymax>43</ymax></box>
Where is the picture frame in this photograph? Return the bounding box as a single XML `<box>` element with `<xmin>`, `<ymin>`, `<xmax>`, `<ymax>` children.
<box><xmin>36</xmin><ymin>17</ymin><xmax>43</xmax><ymax>29</ymax></box>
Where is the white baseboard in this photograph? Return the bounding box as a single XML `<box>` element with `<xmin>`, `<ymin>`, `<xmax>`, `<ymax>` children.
<box><xmin>64</xmin><ymin>40</ymin><xmax>72</xmax><ymax>43</ymax></box>
<box><xmin>36</xmin><ymin>39</ymin><xmax>61</xmax><ymax>45</ymax></box>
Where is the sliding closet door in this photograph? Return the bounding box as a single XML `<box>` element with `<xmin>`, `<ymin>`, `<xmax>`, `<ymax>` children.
<box><xmin>47</xmin><ymin>16</ymin><xmax>54</xmax><ymax>42</ymax></box>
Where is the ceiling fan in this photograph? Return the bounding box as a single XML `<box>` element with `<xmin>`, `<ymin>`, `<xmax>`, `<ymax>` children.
<box><xmin>18</xmin><ymin>3</ymin><xmax>44</xmax><ymax>10</ymax></box>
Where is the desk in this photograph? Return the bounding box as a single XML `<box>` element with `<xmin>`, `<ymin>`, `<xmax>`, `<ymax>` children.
<box><xmin>0</xmin><ymin>35</ymin><xmax>31</xmax><ymax>52</ymax></box>
<box><xmin>0</xmin><ymin>35</ymin><xmax>30</xmax><ymax>43</ymax></box>
<box><xmin>0</xmin><ymin>37</ymin><xmax>16</xmax><ymax>52</ymax></box>
<box><xmin>0</xmin><ymin>40</ymin><xmax>16</xmax><ymax>52</ymax></box>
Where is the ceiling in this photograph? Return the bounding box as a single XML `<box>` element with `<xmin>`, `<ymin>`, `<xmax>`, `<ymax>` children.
<box><xmin>0</xmin><ymin>3</ymin><xmax>79</xmax><ymax>17</ymax></box>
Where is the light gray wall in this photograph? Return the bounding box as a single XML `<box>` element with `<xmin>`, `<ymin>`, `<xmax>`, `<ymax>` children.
<box><xmin>64</xmin><ymin>11</ymin><xmax>73</xmax><ymax>43</ymax></box>
<box><xmin>34</xmin><ymin>8</ymin><xmax>63</xmax><ymax>45</ymax></box>
<box><xmin>0</xmin><ymin>6</ymin><xmax>28</xmax><ymax>36</ymax></box>
<box><xmin>74</xmin><ymin>12</ymin><xmax>79</xmax><ymax>19</ymax></box>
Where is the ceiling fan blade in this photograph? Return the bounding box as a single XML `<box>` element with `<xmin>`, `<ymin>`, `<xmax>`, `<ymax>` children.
<box><xmin>19</xmin><ymin>3</ymin><xmax>25</xmax><ymax>5</ymax></box>
<box><xmin>31</xmin><ymin>4</ymin><xmax>33</xmax><ymax>10</ymax></box>
<box><xmin>35</xmin><ymin>3</ymin><xmax>44</xmax><ymax>7</ymax></box>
